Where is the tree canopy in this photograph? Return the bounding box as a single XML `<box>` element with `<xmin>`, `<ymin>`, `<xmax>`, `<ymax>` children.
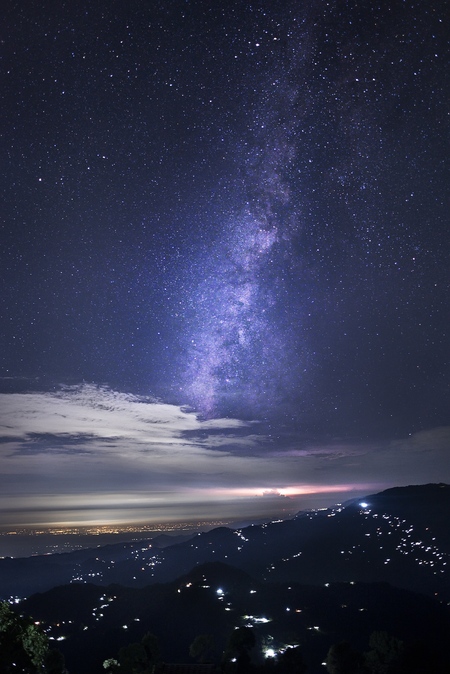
<box><xmin>0</xmin><ymin>601</ymin><xmax>66</xmax><ymax>674</ymax></box>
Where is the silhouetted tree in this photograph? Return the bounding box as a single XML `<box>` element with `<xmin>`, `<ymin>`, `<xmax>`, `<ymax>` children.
<box><xmin>223</xmin><ymin>626</ymin><xmax>256</xmax><ymax>673</ymax></box>
<box><xmin>0</xmin><ymin>600</ymin><xmax>65</xmax><ymax>674</ymax></box>
<box><xmin>109</xmin><ymin>631</ymin><xmax>160</xmax><ymax>674</ymax></box>
<box><xmin>118</xmin><ymin>642</ymin><xmax>149</xmax><ymax>673</ymax></box>
<box><xmin>22</xmin><ymin>623</ymin><xmax>48</xmax><ymax>669</ymax></box>
<box><xmin>325</xmin><ymin>641</ymin><xmax>363</xmax><ymax>674</ymax></box>
<box><xmin>44</xmin><ymin>648</ymin><xmax>68</xmax><ymax>674</ymax></box>
<box><xmin>236</xmin><ymin>649</ymin><xmax>253</xmax><ymax>674</ymax></box>
<box><xmin>189</xmin><ymin>633</ymin><xmax>215</xmax><ymax>663</ymax></box>
<box><xmin>364</xmin><ymin>631</ymin><xmax>404</xmax><ymax>674</ymax></box>
<box><xmin>141</xmin><ymin>631</ymin><xmax>160</xmax><ymax>667</ymax></box>
<box><xmin>277</xmin><ymin>646</ymin><xmax>307</xmax><ymax>673</ymax></box>
<box><xmin>227</xmin><ymin>626</ymin><xmax>256</xmax><ymax>655</ymax></box>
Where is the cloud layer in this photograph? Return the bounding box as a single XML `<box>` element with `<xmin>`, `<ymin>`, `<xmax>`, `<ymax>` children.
<box><xmin>0</xmin><ymin>384</ymin><xmax>448</xmax><ymax>527</ymax></box>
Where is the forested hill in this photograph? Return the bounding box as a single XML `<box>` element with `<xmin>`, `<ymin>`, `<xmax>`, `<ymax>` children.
<box><xmin>16</xmin><ymin>560</ymin><xmax>450</xmax><ymax>674</ymax></box>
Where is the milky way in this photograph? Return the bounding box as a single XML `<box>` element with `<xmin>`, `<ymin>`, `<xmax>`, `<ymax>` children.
<box><xmin>184</xmin><ymin>86</ymin><xmax>302</xmax><ymax>418</ymax></box>
<box><xmin>177</xmin><ymin>0</ymin><xmax>449</xmax><ymax>428</ymax></box>
<box><xmin>1</xmin><ymin>0</ymin><xmax>449</xmax><ymax>526</ymax></box>
<box><xmin>182</xmin><ymin>11</ymin><xmax>313</xmax><ymax>418</ymax></box>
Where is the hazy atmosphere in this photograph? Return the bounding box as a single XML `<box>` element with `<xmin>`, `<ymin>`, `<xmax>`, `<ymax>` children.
<box><xmin>1</xmin><ymin>0</ymin><xmax>449</xmax><ymax>529</ymax></box>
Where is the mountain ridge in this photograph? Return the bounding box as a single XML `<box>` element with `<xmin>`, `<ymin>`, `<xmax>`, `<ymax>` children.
<box><xmin>1</xmin><ymin>483</ymin><xmax>449</xmax><ymax>601</ymax></box>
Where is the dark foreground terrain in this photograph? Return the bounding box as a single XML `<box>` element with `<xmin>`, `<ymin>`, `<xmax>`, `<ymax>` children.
<box><xmin>17</xmin><ymin>560</ymin><xmax>450</xmax><ymax>673</ymax></box>
<box><xmin>3</xmin><ymin>484</ymin><xmax>450</xmax><ymax>673</ymax></box>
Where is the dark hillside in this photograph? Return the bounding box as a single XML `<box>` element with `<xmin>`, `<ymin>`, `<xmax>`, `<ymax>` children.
<box><xmin>19</xmin><ymin>561</ymin><xmax>450</xmax><ymax>674</ymax></box>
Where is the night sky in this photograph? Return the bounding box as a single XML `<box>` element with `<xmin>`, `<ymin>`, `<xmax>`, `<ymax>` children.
<box><xmin>1</xmin><ymin>0</ymin><xmax>449</xmax><ymax>528</ymax></box>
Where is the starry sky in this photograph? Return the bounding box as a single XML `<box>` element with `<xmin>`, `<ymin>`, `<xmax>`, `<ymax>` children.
<box><xmin>1</xmin><ymin>0</ymin><xmax>449</xmax><ymax>529</ymax></box>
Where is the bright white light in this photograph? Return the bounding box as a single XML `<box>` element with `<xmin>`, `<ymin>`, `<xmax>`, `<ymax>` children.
<box><xmin>242</xmin><ymin>614</ymin><xmax>271</xmax><ymax>624</ymax></box>
<box><xmin>360</xmin><ymin>502</ymin><xmax>369</xmax><ymax>508</ymax></box>
<box><xmin>216</xmin><ymin>588</ymin><xmax>224</xmax><ymax>595</ymax></box>
<box><xmin>265</xmin><ymin>649</ymin><xmax>276</xmax><ymax>658</ymax></box>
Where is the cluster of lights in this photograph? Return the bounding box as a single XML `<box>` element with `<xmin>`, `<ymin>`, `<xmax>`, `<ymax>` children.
<box><xmin>263</xmin><ymin>643</ymin><xmax>301</xmax><ymax>659</ymax></box>
<box><xmin>242</xmin><ymin>614</ymin><xmax>271</xmax><ymax>624</ymax></box>
<box><xmin>360</xmin><ymin>509</ymin><xmax>448</xmax><ymax>574</ymax></box>
<box><xmin>267</xmin><ymin>502</ymin><xmax>448</xmax><ymax>588</ymax></box>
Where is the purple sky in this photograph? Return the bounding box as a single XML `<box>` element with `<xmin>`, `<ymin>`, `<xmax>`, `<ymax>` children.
<box><xmin>1</xmin><ymin>1</ymin><xmax>449</xmax><ymax>528</ymax></box>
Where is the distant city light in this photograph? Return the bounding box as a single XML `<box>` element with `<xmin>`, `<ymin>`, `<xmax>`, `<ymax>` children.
<box><xmin>360</xmin><ymin>502</ymin><xmax>369</xmax><ymax>508</ymax></box>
